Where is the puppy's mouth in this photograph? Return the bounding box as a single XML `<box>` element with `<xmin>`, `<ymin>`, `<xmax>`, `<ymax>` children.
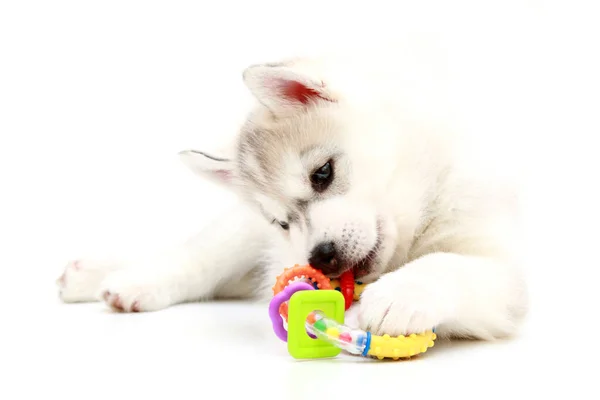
<box><xmin>352</xmin><ymin>228</ymin><xmax>382</xmax><ymax>278</ymax></box>
<box><xmin>332</xmin><ymin>220</ymin><xmax>383</xmax><ymax>279</ymax></box>
<box><xmin>352</xmin><ymin>241</ymin><xmax>381</xmax><ymax>278</ymax></box>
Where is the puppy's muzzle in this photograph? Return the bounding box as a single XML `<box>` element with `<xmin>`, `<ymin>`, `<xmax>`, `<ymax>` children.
<box><xmin>308</xmin><ymin>241</ymin><xmax>339</xmax><ymax>275</ymax></box>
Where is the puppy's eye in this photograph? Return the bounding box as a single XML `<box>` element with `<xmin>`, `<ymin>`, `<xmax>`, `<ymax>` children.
<box><xmin>278</xmin><ymin>221</ymin><xmax>290</xmax><ymax>230</ymax></box>
<box><xmin>310</xmin><ymin>161</ymin><xmax>333</xmax><ymax>191</ymax></box>
<box><xmin>272</xmin><ymin>218</ymin><xmax>289</xmax><ymax>231</ymax></box>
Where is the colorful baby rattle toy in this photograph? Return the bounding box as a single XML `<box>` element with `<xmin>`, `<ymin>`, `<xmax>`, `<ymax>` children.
<box><xmin>268</xmin><ymin>264</ymin><xmax>437</xmax><ymax>360</ymax></box>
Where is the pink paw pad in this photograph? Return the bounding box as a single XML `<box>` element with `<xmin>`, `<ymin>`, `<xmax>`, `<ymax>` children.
<box><xmin>103</xmin><ymin>291</ymin><xmax>125</xmax><ymax>311</ymax></box>
<box><xmin>131</xmin><ymin>301</ymin><xmax>140</xmax><ymax>312</ymax></box>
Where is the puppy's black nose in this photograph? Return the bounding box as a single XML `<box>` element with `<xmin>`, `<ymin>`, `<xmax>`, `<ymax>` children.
<box><xmin>309</xmin><ymin>241</ymin><xmax>339</xmax><ymax>275</ymax></box>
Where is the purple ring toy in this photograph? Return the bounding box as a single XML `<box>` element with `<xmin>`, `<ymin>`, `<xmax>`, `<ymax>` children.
<box><xmin>268</xmin><ymin>281</ymin><xmax>314</xmax><ymax>341</ymax></box>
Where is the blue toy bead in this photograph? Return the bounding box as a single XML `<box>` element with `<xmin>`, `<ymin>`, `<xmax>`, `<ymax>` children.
<box><xmin>356</xmin><ymin>334</ymin><xmax>366</xmax><ymax>347</ymax></box>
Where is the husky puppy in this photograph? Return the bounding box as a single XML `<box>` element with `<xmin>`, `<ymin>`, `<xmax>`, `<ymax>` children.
<box><xmin>57</xmin><ymin>53</ymin><xmax>528</xmax><ymax>340</ymax></box>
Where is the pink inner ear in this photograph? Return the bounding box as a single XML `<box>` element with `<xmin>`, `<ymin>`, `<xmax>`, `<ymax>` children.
<box><xmin>276</xmin><ymin>79</ymin><xmax>330</xmax><ymax>105</ymax></box>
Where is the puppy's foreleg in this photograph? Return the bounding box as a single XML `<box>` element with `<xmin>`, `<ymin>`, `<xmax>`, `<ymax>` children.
<box><xmin>358</xmin><ymin>252</ymin><xmax>528</xmax><ymax>340</ymax></box>
<box><xmin>58</xmin><ymin>205</ymin><xmax>270</xmax><ymax>312</ymax></box>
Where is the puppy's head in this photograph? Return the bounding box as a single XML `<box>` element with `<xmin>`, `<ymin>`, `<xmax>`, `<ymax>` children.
<box><xmin>180</xmin><ymin>60</ymin><xmax>400</xmax><ymax>282</ymax></box>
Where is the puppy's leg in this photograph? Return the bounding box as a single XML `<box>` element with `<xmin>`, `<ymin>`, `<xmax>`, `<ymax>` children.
<box><xmin>358</xmin><ymin>252</ymin><xmax>528</xmax><ymax>340</ymax></box>
<box><xmin>58</xmin><ymin>205</ymin><xmax>270</xmax><ymax>312</ymax></box>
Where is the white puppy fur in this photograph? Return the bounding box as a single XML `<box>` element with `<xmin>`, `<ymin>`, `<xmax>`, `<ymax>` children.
<box><xmin>57</xmin><ymin>49</ymin><xmax>528</xmax><ymax>341</ymax></box>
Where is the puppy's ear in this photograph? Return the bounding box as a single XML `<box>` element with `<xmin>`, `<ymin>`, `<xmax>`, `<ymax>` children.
<box><xmin>178</xmin><ymin>149</ymin><xmax>238</xmax><ymax>189</ymax></box>
<box><xmin>242</xmin><ymin>63</ymin><xmax>336</xmax><ymax>116</ymax></box>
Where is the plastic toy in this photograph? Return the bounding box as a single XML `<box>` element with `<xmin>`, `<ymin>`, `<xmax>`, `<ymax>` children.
<box><xmin>269</xmin><ymin>264</ymin><xmax>437</xmax><ymax>360</ymax></box>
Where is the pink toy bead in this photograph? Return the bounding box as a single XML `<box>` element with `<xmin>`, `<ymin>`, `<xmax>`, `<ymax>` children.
<box><xmin>339</xmin><ymin>332</ymin><xmax>352</xmax><ymax>342</ymax></box>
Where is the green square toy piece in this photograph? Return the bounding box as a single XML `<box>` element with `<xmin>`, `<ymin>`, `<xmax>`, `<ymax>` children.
<box><xmin>287</xmin><ymin>289</ymin><xmax>345</xmax><ymax>359</ymax></box>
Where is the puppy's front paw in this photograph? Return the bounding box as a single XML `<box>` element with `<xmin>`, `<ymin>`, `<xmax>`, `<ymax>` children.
<box><xmin>57</xmin><ymin>259</ymin><xmax>120</xmax><ymax>303</ymax></box>
<box><xmin>358</xmin><ymin>269</ymin><xmax>454</xmax><ymax>336</ymax></box>
<box><xmin>98</xmin><ymin>270</ymin><xmax>173</xmax><ymax>313</ymax></box>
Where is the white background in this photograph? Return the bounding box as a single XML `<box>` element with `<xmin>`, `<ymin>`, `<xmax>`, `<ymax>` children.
<box><xmin>1</xmin><ymin>1</ymin><xmax>599</xmax><ymax>399</ymax></box>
